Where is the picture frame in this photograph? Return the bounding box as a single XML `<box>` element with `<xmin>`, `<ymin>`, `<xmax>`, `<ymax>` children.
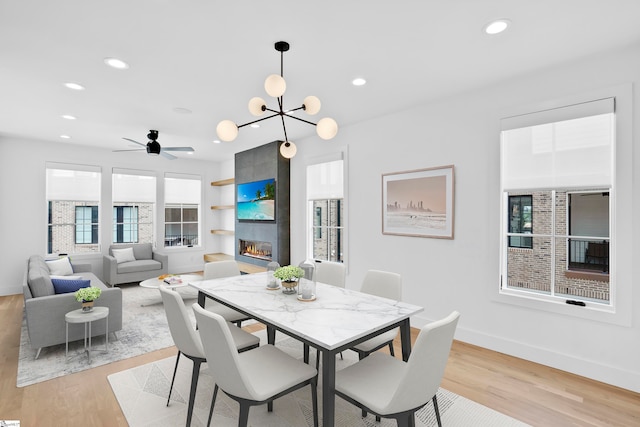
<box><xmin>382</xmin><ymin>165</ymin><xmax>455</xmax><ymax>239</ymax></box>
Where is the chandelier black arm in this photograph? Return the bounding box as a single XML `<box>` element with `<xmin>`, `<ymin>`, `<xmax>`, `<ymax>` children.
<box><xmin>237</xmin><ymin>113</ymin><xmax>280</xmax><ymax>129</ymax></box>
<box><xmin>285</xmin><ymin>115</ymin><xmax>318</xmax><ymax>127</ymax></box>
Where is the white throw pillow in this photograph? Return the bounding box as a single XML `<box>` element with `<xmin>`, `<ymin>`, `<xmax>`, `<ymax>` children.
<box><xmin>112</xmin><ymin>247</ymin><xmax>136</xmax><ymax>264</ymax></box>
<box><xmin>46</xmin><ymin>257</ymin><xmax>74</xmax><ymax>276</ymax></box>
<box><xmin>50</xmin><ymin>275</ymin><xmax>83</xmax><ymax>281</ymax></box>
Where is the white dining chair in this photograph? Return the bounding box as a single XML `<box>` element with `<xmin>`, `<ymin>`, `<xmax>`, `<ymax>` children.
<box><xmin>315</xmin><ymin>261</ymin><xmax>346</xmax><ymax>288</ymax></box>
<box><xmin>193</xmin><ymin>303</ymin><xmax>319</xmax><ymax>427</ymax></box>
<box><xmin>159</xmin><ymin>285</ymin><xmax>259</xmax><ymax>427</ymax></box>
<box><xmin>335</xmin><ymin>311</ymin><xmax>460</xmax><ymax>427</ymax></box>
<box><xmin>203</xmin><ymin>260</ymin><xmax>250</xmax><ymax>326</ymax></box>
<box><xmin>351</xmin><ymin>270</ymin><xmax>402</xmax><ymax>359</ymax></box>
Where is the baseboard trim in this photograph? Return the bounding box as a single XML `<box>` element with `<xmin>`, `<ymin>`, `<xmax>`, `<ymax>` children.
<box><xmin>411</xmin><ymin>313</ymin><xmax>640</xmax><ymax>394</ymax></box>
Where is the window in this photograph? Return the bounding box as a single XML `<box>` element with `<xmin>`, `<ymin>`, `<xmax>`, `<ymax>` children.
<box><xmin>500</xmin><ymin>98</ymin><xmax>614</xmax><ymax>306</ymax></box>
<box><xmin>508</xmin><ymin>195</ymin><xmax>532</xmax><ymax>248</ymax></box>
<box><xmin>113</xmin><ymin>206</ymin><xmax>138</xmax><ymax>243</ymax></box>
<box><xmin>46</xmin><ymin>163</ymin><xmax>101</xmax><ymax>254</ymax></box>
<box><xmin>75</xmin><ymin>206</ymin><xmax>98</xmax><ymax>244</ymax></box>
<box><xmin>112</xmin><ymin>169</ymin><xmax>156</xmax><ymax>245</ymax></box>
<box><xmin>307</xmin><ymin>157</ymin><xmax>345</xmax><ymax>263</ymax></box>
<box><xmin>164</xmin><ymin>173</ymin><xmax>201</xmax><ymax>247</ymax></box>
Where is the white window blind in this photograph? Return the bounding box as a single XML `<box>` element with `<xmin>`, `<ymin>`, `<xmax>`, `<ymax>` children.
<box><xmin>164</xmin><ymin>173</ymin><xmax>201</xmax><ymax>204</ymax></box>
<box><xmin>501</xmin><ymin>98</ymin><xmax>614</xmax><ymax>190</ymax></box>
<box><xmin>46</xmin><ymin>162</ymin><xmax>101</xmax><ymax>201</ymax></box>
<box><xmin>113</xmin><ymin>168</ymin><xmax>156</xmax><ymax>203</ymax></box>
<box><xmin>306</xmin><ymin>159</ymin><xmax>344</xmax><ymax>200</ymax></box>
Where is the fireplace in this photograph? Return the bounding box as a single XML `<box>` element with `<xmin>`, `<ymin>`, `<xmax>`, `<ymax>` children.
<box><xmin>239</xmin><ymin>239</ymin><xmax>273</xmax><ymax>261</ymax></box>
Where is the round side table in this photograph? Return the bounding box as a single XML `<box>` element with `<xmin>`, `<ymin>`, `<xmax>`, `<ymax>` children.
<box><xmin>65</xmin><ymin>306</ymin><xmax>109</xmax><ymax>363</ymax></box>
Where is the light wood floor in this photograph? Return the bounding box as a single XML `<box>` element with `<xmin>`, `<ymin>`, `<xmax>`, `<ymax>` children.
<box><xmin>1</xmin><ymin>293</ymin><xmax>638</xmax><ymax>427</ymax></box>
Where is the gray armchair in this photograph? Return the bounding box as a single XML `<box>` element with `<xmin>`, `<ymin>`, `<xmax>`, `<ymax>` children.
<box><xmin>103</xmin><ymin>243</ymin><xmax>168</xmax><ymax>286</ymax></box>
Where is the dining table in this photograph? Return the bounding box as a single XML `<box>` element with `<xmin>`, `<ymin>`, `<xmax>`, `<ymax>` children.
<box><xmin>189</xmin><ymin>271</ymin><xmax>424</xmax><ymax>427</ymax></box>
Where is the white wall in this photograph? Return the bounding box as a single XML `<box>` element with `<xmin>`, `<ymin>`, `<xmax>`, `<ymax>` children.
<box><xmin>0</xmin><ymin>139</ymin><xmax>227</xmax><ymax>295</ymax></box>
<box><xmin>289</xmin><ymin>43</ymin><xmax>640</xmax><ymax>392</ymax></box>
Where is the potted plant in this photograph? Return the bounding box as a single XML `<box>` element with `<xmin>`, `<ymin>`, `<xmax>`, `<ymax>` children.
<box><xmin>273</xmin><ymin>265</ymin><xmax>304</xmax><ymax>294</ymax></box>
<box><xmin>75</xmin><ymin>286</ymin><xmax>102</xmax><ymax>312</ymax></box>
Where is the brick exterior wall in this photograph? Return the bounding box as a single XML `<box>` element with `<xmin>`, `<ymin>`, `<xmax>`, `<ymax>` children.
<box><xmin>312</xmin><ymin>199</ymin><xmax>344</xmax><ymax>262</ymax></box>
<box><xmin>48</xmin><ymin>201</ymin><xmax>154</xmax><ymax>254</ymax></box>
<box><xmin>506</xmin><ymin>191</ymin><xmax>609</xmax><ymax>302</ymax></box>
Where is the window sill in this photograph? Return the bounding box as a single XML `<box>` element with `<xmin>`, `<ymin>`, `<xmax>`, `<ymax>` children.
<box><xmin>565</xmin><ymin>270</ymin><xmax>609</xmax><ymax>283</ymax></box>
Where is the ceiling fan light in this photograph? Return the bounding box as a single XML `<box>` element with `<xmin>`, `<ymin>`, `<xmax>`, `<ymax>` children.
<box><xmin>303</xmin><ymin>96</ymin><xmax>321</xmax><ymax>115</ymax></box>
<box><xmin>316</xmin><ymin>117</ymin><xmax>338</xmax><ymax>140</ymax></box>
<box><xmin>280</xmin><ymin>141</ymin><xmax>297</xmax><ymax>158</ymax></box>
<box><xmin>147</xmin><ymin>140</ymin><xmax>161</xmax><ymax>155</ymax></box>
<box><xmin>264</xmin><ymin>74</ymin><xmax>286</xmax><ymax>97</ymax></box>
<box><xmin>216</xmin><ymin>120</ymin><xmax>239</xmax><ymax>142</ymax></box>
<box><xmin>248</xmin><ymin>97</ymin><xmax>267</xmax><ymax>116</ymax></box>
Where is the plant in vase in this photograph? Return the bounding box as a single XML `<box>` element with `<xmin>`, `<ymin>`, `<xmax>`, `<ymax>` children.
<box><xmin>75</xmin><ymin>286</ymin><xmax>102</xmax><ymax>312</ymax></box>
<box><xmin>273</xmin><ymin>265</ymin><xmax>304</xmax><ymax>294</ymax></box>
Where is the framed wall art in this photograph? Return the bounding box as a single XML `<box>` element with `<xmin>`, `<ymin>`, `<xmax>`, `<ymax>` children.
<box><xmin>382</xmin><ymin>165</ymin><xmax>455</xmax><ymax>239</ymax></box>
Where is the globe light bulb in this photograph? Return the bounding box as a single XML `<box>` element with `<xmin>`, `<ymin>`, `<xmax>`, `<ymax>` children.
<box><xmin>248</xmin><ymin>97</ymin><xmax>266</xmax><ymax>116</ymax></box>
<box><xmin>316</xmin><ymin>117</ymin><xmax>338</xmax><ymax>140</ymax></box>
<box><xmin>303</xmin><ymin>96</ymin><xmax>321</xmax><ymax>115</ymax></box>
<box><xmin>216</xmin><ymin>120</ymin><xmax>239</xmax><ymax>142</ymax></box>
<box><xmin>264</xmin><ymin>74</ymin><xmax>286</xmax><ymax>97</ymax></box>
<box><xmin>280</xmin><ymin>141</ymin><xmax>297</xmax><ymax>158</ymax></box>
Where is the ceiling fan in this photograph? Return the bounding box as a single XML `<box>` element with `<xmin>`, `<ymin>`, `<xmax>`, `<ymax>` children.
<box><xmin>115</xmin><ymin>130</ymin><xmax>195</xmax><ymax>160</ymax></box>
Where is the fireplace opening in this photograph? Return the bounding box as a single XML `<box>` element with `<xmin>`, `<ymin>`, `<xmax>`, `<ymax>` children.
<box><xmin>239</xmin><ymin>239</ymin><xmax>272</xmax><ymax>261</ymax></box>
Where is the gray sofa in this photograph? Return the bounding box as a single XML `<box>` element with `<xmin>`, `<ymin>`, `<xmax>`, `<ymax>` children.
<box><xmin>103</xmin><ymin>243</ymin><xmax>168</xmax><ymax>286</ymax></box>
<box><xmin>23</xmin><ymin>255</ymin><xmax>123</xmax><ymax>359</ymax></box>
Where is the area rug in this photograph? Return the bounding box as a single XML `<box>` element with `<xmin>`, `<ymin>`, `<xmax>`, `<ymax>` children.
<box><xmin>108</xmin><ymin>331</ymin><xmax>530</xmax><ymax>427</ymax></box>
<box><xmin>17</xmin><ymin>284</ymin><xmax>200</xmax><ymax>387</ymax></box>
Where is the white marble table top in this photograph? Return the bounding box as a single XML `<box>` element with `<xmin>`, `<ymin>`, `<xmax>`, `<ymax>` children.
<box><xmin>189</xmin><ymin>272</ymin><xmax>423</xmax><ymax>351</ymax></box>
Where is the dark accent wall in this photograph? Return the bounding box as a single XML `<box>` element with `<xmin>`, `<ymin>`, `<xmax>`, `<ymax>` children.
<box><xmin>235</xmin><ymin>141</ymin><xmax>290</xmax><ymax>268</ymax></box>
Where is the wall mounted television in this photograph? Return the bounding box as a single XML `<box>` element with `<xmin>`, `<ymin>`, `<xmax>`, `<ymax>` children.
<box><xmin>237</xmin><ymin>178</ymin><xmax>276</xmax><ymax>221</ymax></box>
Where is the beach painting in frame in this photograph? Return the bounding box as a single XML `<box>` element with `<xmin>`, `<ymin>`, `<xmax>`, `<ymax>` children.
<box><xmin>382</xmin><ymin>165</ymin><xmax>454</xmax><ymax>239</ymax></box>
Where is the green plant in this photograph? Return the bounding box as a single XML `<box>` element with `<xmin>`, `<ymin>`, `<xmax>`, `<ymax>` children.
<box><xmin>273</xmin><ymin>265</ymin><xmax>304</xmax><ymax>282</ymax></box>
<box><xmin>75</xmin><ymin>286</ymin><xmax>102</xmax><ymax>302</ymax></box>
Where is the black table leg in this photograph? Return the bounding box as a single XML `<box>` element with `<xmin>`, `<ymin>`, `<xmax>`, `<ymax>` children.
<box><xmin>400</xmin><ymin>318</ymin><xmax>412</xmax><ymax>362</ymax></box>
<box><xmin>267</xmin><ymin>325</ymin><xmax>276</xmax><ymax>345</ymax></box>
<box><xmin>321</xmin><ymin>348</ymin><xmax>336</xmax><ymax>427</ymax></box>
<box><xmin>303</xmin><ymin>343</ymin><xmax>310</xmax><ymax>364</ymax></box>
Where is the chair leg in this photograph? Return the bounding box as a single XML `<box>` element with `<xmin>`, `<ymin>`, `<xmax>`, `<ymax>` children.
<box><xmin>238</xmin><ymin>403</ymin><xmax>250</xmax><ymax>427</ymax></box>
<box><xmin>311</xmin><ymin>377</ymin><xmax>319</xmax><ymax>427</ymax></box>
<box><xmin>395</xmin><ymin>413</ymin><xmax>413</xmax><ymax>427</ymax></box>
<box><xmin>388</xmin><ymin>342</ymin><xmax>395</xmax><ymax>357</ymax></box>
<box><xmin>433</xmin><ymin>395</ymin><xmax>442</xmax><ymax>427</ymax></box>
<box><xmin>206</xmin><ymin>384</ymin><xmax>219</xmax><ymax>427</ymax></box>
<box><xmin>167</xmin><ymin>351</ymin><xmax>181</xmax><ymax>406</ymax></box>
<box><xmin>186</xmin><ymin>358</ymin><xmax>203</xmax><ymax>427</ymax></box>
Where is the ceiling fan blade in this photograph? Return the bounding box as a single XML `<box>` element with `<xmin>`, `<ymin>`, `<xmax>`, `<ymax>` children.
<box><xmin>113</xmin><ymin>148</ymin><xmax>145</xmax><ymax>152</ymax></box>
<box><xmin>122</xmin><ymin>137</ymin><xmax>147</xmax><ymax>147</ymax></box>
<box><xmin>162</xmin><ymin>146</ymin><xmax>195</xmax><ymax>152</ymax></box>
<box><xmin>160</xmin><ymin>150</ymin><xmax>177</xmax><ymax>160</ymax></box>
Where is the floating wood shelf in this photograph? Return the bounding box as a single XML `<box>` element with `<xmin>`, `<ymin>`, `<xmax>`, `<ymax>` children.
<box><xmin>210</xmin><ymin>229</ymin><xmax>234</xmax><ymax>235</ymax></box>
<box><xmin>211</xmin><ymin>205</ymin><xmax>234</xmax><ymax>210</ymax></box>
<box><xmin>211</xmin><ymin>178</ymin><xmax>234</xmax><ymax>186</ymax></box>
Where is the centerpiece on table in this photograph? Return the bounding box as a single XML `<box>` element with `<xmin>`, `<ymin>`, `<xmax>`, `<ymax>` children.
<box><xmin>75</xmin><ymin>286</ymin><xmax>102</xmax><ymax>312</ymax></box>
<box><xmin>273</xmin><ymin>265</ymin><xmax>304</xmax><ymax>295</ymax></box>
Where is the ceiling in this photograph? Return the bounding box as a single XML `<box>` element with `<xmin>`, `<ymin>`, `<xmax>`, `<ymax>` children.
<box><xmin>1</xmin><ymin>1</ymin><xmax>640</xmax><ymax>162</ymax></box>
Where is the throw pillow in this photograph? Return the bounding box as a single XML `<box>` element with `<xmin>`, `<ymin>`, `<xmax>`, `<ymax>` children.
<box><xmin>51</xmin><ymin>278</ymin><xmax>91</xmax><ymax>294</ymax></box>
<box><xmin>112</xmin><ymin>247</ymin><xmax>136</xmax><ymax>264</ymax></box>
<box><xmin>50</xmin><ymin>275</ymin><xmax>82</xmax><ymax>281</ymax></box>
<box><xmin>46</xmin><ymin>257</ymin><xmax>74</xmax><ymax>276</ymax></box>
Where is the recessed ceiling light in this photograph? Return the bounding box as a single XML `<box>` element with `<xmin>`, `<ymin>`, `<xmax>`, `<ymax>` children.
<box><xmin>213</xmin><ymin>140</ymin><xmax>221</xmax><ymax>144</ymax></box>
<box><xmin>61</xmin><ymin>115</ymin><xmax>76</xmax><ymax>120</ymax></box>
<box><xmin>173</xmin><ymin>107</ymin><xmax>192</xmax><ymax>114</ymax></box>
<box><xmin>250</xmin><ymin>124</ymin><xmax>260</xmax><ymax>128</ymax></box>
<box><xmin>60</xmin><ymin>135</ymin><xmax>71</xmax><ymax>139</ymax></box>
<box><xmin>104</xmin><ymin>57</ymin><xmax>129</xmax><ymax>69</ymax></box>
<box><xmin>484</xmin><ymin>19</ymin><xmax>511</xmax><ymax>35</ymax></box>
<box><xmin>352</xmin><ymin>77</ymin><xmax>367</xmax><ymax>86</ymax></box>
<box><xmin>64</xmin><ymin>82</ymin><xmax>85</xmax><ymax>91</ymax></box>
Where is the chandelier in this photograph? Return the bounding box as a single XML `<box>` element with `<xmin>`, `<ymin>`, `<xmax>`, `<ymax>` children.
<box><xmin>216</xmin><ymin>41</ymin><xmax>338</xmax><ymax>159</ymax></box>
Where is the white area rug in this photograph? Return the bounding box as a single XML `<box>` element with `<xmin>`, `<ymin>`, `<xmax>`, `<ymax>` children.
<box><xmin>109</xmin><ymin>331</ymin><xmax>530</xmax><ymax>427</ymax></box>
<box><xmin>17</xmin><ymin>284</ymin><xmax>200</xmax><ymax>387</ymax></box>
